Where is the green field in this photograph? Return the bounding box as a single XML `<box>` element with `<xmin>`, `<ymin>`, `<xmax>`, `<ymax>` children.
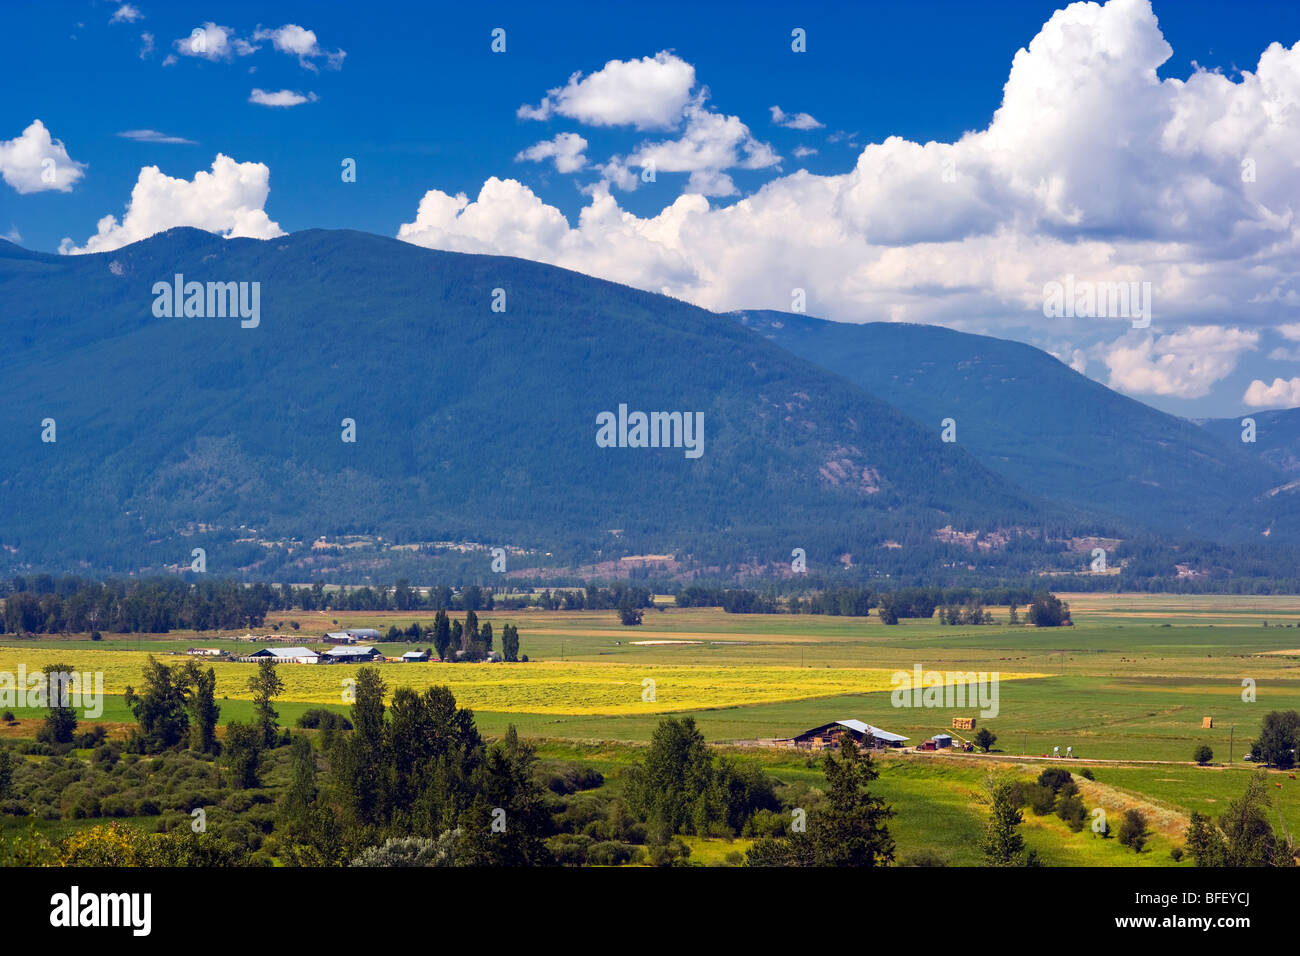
<box><xmin>5</xmin><ymin>593</ymin><xmax>1300</xmax><ymax>865</ymax></box>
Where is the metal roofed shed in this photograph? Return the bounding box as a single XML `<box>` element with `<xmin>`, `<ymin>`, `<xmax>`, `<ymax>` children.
<box><xmin>322</xmin><ymin>645</ymin><xmax>382</xmax><ymax>662</ymax></box>
<box><xmin>246</xmin><ymin>647</ymin><xmax>320</xmax><ymax>663</ymax></box>
<box><xmin>789</xmin><ymin>720</ymin><xmax>909</xmax><ymax>750</ymax></box>
<box><xmin>324</xmin><ymin>628</ymin><xmax>382</xmax><ymax>644</ymax></box>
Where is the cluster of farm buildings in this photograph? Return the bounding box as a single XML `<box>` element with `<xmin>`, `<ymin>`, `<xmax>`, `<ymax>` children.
<box><xmin>770</xmin><ymin>719</ymin><xmax>977</xmax><ymax>753</ymax></box>
<box><xmin>186</xmin><ymin>627</ymin><xmax>490</xmax><ymax>664</ymax></box>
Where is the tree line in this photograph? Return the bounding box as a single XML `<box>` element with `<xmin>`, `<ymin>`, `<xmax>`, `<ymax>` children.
<box><xmin>0</xmin><ymin>575</ymin><xmax>651</xmax><ymax>635</ymax></box>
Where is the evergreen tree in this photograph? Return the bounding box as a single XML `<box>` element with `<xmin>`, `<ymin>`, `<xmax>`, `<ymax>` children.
<box><xmin>433</xmin><ymin>609</ymin><xmax>451</xmax><ymax>660</ymax></box>
<box><xmin>124</xmin><ymin>656</ymin><xmax>190</xmax><ymax>752</ymax></box>
<box><xmin>501</xmin><ymin>624</ymin><xmax>520</xmax><ymax>662</ymax></box>
<box><xmin>223</xmin><ymin>722</ymin><xmax>263</xmax><ymax>789</ymax></box>
<box><xmin>747</xmin><ymin>734</ymin><xmax>892</xmax><ymax>867</ymax></box>
<box><xmin>277</xmin><ymin>734</ymin><xmax>319</xmax><ymax>846</ymax></box>
<box><xmin>38</xmin><ymin>663</ymin><xmax>78</xmax><ymax>745</ymax></box>
<box><xmin>808</xmin><ymin>734</ymin><xmax>894</xmax><ymax>866</ymax></box>
<box><xmin>342</xmin><ymin>667</ymin><xmax>388</xmax><ymax>827</ymax></box>
<box><xmin>624</xmin><ymin>717</ymin><xmax>715</xmax><ymax>834</ymax></box>
<box><xmin>182</xmin><ymin>661</ymin><xmax>220</xmax><ymax>754</ymax></box>
<box><xmin>459</xmin><ymin>725</ymin><xmax>553</xmax><ymax>866</ymax></box>
<box><xmin>248</xmin><ymin>659</ymin><xmax>285</xmax><ymax>748</ymax></box>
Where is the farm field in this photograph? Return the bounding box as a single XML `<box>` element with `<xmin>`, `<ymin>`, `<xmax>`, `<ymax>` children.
<box><xmin>6</xmin><ymin>593</ymin><xmax>1300</xmax><ymax>866</ymax></box>
<box><xmin>4</xmin><ymin>593</ymin><xmax>1300</xmax><ymax>754</ymax></box>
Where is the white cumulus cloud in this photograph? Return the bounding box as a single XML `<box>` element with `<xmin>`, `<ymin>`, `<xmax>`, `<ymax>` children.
<box><xmin>1103</xmin><ymin>326</ymin><xmax>1258</xmax><ymax>398</ymax></box>
<box><xmin>397</xmin><ymin>0</ymin><xmax>1300</xmax><ymax>408</ymax></box>
<box><xmin>515</xmin><ymin>133</ymin><xmax>589</xmax><ymax>173</ymax></box>
<box><xmin>518</xmin><ymin>51</ymin><xmax>696</xmax><ymax>130</ymax></box>
<box><xmin>59</xmin><ymin>154</ymin><xmax>285</xmax><ymax>254</ymax></box>
<box><xmin>172</xmin><ymin>22</ymin><xmax>256</xmax><ymax>61</ymax></box>
<box><xmin>252</xmin><ymin>24</ymin><xmax>345</xmax><ymax>70</ymax></box>
<box><xmin>0</xmin><ymin>120</ymin><xmax>87</xmax><ymax>194</ymax></box>
<box><xmin>1245</xmin><ymin>377</ymin><xmax>1300</xmax><ymax>408</ymax></box>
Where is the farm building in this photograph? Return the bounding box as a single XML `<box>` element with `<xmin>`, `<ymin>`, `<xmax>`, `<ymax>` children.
<box><xmin>401</xmin><ymin>650</ymin><xmax>430</xmax><ymax>662</ymax></box>
<box><xmin>930</xmin><ymin>734</ymin><xmax>953</xmax><ymax>749</ymax></box>
<box><xmin>187</xmin><ymin>648</ymin><xmax>223</xmax><ymax>657</ymax></box>
<box><xmin>324</xmin><ymin>628</ymin><xmax>382</xmax><ymax>644</ymax></box>
<box><xmin>789</xmin><ymin>719</ymin><xmax>909</xmax><ymax>751</ymax></box>
<box><xmin>247</xmin><ymin>647</ymin><xmax>320</xmax><ymax>664</ymax></box>
<box><xmin>322</xmin><ymin>645</ymin><xmax>381</xmax><ymax>663</ymax></box>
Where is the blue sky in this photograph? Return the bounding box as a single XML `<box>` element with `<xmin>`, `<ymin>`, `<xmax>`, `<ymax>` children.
<box><xmin>3</xmin><ymin>0</ymin><xmax>1300</xmax><ymax>417</ymax></box>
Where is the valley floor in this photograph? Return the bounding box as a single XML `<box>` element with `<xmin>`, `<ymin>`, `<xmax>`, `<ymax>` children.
<box><xmin>5</xmin><ymin>592</ymin><xmax>1300</xmax><ymax>866</ymax></box>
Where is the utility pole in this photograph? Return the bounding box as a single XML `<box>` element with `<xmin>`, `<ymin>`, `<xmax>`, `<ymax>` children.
<box><xmin>1229</xmin><ymin>725</ymin><xmax>1234</xmax><ymax>765</ymax></box>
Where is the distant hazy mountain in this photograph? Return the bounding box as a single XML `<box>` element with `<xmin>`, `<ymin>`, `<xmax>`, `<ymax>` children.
<box><xmin>0</xmin><ymin>228</ymin><xmax>1078</xmax><ymax>579</ymax></box>
<box><xmin>734</xmin><ymin>310</ymin><xmax>1289</xmax><ymax>540</ymax></box>
<box><xmin>1201</xmin><ymin>408</ymin><xmax>1300</xmax><ymax>477</ymax></box>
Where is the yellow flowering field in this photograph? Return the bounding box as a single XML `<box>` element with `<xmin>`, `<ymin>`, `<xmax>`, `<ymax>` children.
<box><xmin>0</xmin><ymin>648</ymin><xmax>1045</xmax><ymax>716</ymax></box>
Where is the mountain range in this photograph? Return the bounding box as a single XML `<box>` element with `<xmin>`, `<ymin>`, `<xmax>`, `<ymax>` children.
<box><xmin>734</xmin><ymin>310</ymin><xmax>1297</xmax><ymax>542</ymax></box>
<box><xmin>1</xmin><ymin>227</ymin><xmax>1296</xmax><ymax>585</ymax></box>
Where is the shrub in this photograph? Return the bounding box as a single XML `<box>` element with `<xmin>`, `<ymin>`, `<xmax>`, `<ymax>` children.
<box><xmin>295</xmin><ymin>708</ymin><xmax>353</xmax><ymax>731</ymax></box>
<box><xmin>1194</xmin><ymin>745</ymin><xmax>1213</xmax><ymax>766</ymax></box>
<box><xmin>587</xmin><ymin>841</ymin><xmax>641</xmax><ymax>866</ymax></box>
<box><xmin>1056</xmin><ymin>793</ymin><xmax>1087</xmax><ymax>832</ymax></box>
<box><xmin>541</xmin><ymin>763</ymin><xmax>605</xmax><ymax>795</ymax></box>
<box><xmin>645</xmin><ymin>839</ymin><xmax>690</xmax><ymax>867</ymax></box>
<box><xmin>350</xmin><ymin>831</ymin><xmax>462</xmax><ymax>867</ymax></box>
<box><xmin>742</xmin><ymin>808</ymin><xmax>787</xmax><ymax>838</ymax></box>
<box><xmin>1037</xmin><ymin>768</ymin><xmax>1073</xmax><ymax>793</ymax></box>
<box><xmin>1026</xmin><ymin>783</ymin><xmax>1056</xmax><ymax>816</ymax></box>
<box><xmin>1117</xmin><ymin>809</ymin><xmax>1149</xmax><ymax>853</ymax></box>
<box><xmin>75</xmin><ymin>725</ymin><xmax>108</xmax><ymax>749</ymax></box>
<box><xmin>546</xmin><ymin>833</ymin><xmax>595</xmax><ymax>865</ymax></box>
